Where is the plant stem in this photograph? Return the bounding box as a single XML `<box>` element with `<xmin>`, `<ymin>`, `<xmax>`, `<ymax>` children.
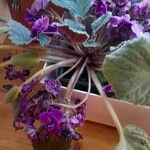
<box><xmin>53</xmin><ymin>66</ymin><xmax>91</xmax><ymax>109</ymax></box>
<box><xmin>50</xmin><ymin>8</ymin><xmax>64</xmax><ymax>24</ymax></box>
<box><xmin>89</xmin><ymin>68</ymin><xmax>123</xmax><ymax>136</ymax></box>
<box><xmin>0</xmin><ymin>60</ymin><xmax>11</xmax><ymax>68</ymax></box>
<box><xmin>38</xmin><ymin>58</ymin><xmax>77</xmax><ymax>81</ymax></box>
<box><xmin>57</xmin><ymin>58</ymin><xmax>83</xmax><ymax>80</ymax></box>
<box><xmin>72</xmin><ymin>44</ymin><xmax>85</xmax><ymax>56</ymax></box>
<box><xmin>65</xmin><ymin>58</ymin><xmax>88</xmax><ymax>101</ymax></box>
<box><xmin>40</xmin><ymin>55</ymin><xmax>68</xmax><ymax>63</ymax></box>
<box><xmin>20</xmin><ymin>58</ymin><xmax>77</xmax><ymax>89</ymax></box>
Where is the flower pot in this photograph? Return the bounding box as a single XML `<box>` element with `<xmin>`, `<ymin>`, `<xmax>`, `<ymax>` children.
<box><xmin>42</xmin><ymin>63</ymin><xmax>150</xmax><ymax>134</ymax></box>
<box><xmin>32</xmin><ymin>136</ymin><xmax>71</xmax><ymax>150</ymax></box>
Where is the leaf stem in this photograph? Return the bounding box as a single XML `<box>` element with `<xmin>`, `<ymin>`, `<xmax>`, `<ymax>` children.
<box><xmin>89</xmin><ymin>68</ymin><xmax>123</xmax><ymax>136</ymax></box>
<box><xmin>20</xmin><ymin>58</ymin><xmax>77</xmax><ymax>89</ymax></box>
<box><xmin>0</xmin><ymin>60</ymin><xmax>11</xmax><ymax>68</ymax></box>
<box><xmin>65</xmin><ymin>58</ymin><xmax>88</xmax><ymax>101</ymax></box>
<box><xmin>57</xmin><ymin>57</ymin><xmax>83</xmax><ymax>80</ymax></box>
<box><xmin>53</xmin><ymin>66</ymin><xmax>91</xmax><ymax>109</ymax></box>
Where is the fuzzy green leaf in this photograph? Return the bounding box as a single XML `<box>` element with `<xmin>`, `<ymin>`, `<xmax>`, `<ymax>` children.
<box><xmin>102</xmin><ymin>36</ymin><xmax>150</xmax><ymax>106</ymax></box>
<box><xmin>83</xmin><ymin>39</ymin><xmax>99</xmax><ymax>47</ymax></box>
<box><xmin>8</xmin><ymin>19</ymin><xmax>32</xmax><ymax>45</ymax></box>
<box><xmin>57</xmin><ymin>19</ymin><xmax>89</xmax><ymax>43</ymax></box>
<box><xmin>38</xmin><ymin>33</ymin><xmax>50</xmax><ymax>47</ymax></box>
<box><xmin>92</xmin><ymin>12</ymin><xmax>112</xmax><ymax>34</ymax></box>
<box><xmin>115</xmin><ymin>125</ymin><xmax>150</xmax><ymax>150</ymax></box>
<box><xmin>11</xmin><ymin>51</ymin><xmax>40</xmax><ymax>69</ymax></box>
<box><xmin>4</xmin><ymin>86</ymin><xmax>20</xmax><ymax>103</ymax></box>
<box><xmin>51</xmin><ymin>0</ymin><xmax>91</xmax><ymax>18</ymax></box>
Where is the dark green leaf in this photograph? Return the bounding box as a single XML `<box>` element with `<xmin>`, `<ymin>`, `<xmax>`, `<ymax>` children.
<box><xmin>8</xmin><ymin>19</ymin><xmax>32</xmax><ymax>45</ymax></box>
<box><xmin>11</xmin><ymin>51</ymin><xmax>40</xmax><ymax>69</ymax></box>
<box><xmin>102</xmin><ymin>36</ymin><xmax>150</xmax><ymax>106</ymax></box>
<box><xmin>91</xmin><ymin>12</ymin><xmax>112</xmax><ymax>34</ymax></box>
<box><xmin>51</xmin><ymin>0</ymin><xmax>91</xmax><ymax>18</ymax></box>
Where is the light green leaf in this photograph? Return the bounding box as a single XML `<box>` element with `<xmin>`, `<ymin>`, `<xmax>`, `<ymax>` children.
<box><xmin>8</xmin><ymin>19</ymin><xmax>32</xmax><ymax>45</ymax></box>
<box><xmin>92</xmin><ymin>12</ymin><xmax>112</xmax><ymax>34</ymax></box>
<box><xmin>115</xmin><ymin>125</ymin><xmax>150</xmax><ymax>150</ymax></box>
<box><xmin>83</xmin><ymin>39</ymin><xmax>99</xmax><ymax>47</ymax></box>
<box><xmin>102</xmin><ymin>36</ymin><xmax>150</xmax><ymax>106</ymax></box>
<box><xmin>51</xmin><ymin>0</ymin><xmax>91</xmax><ymax>18</ymax></box>
<box><xmin>57</xmin><ymin>19</ymin><xmax>89</xmax><ymax>43</ymax></box>
<box><xmin>38</xmin><ymin>33</ymin><xmax>50</xmax><ymax>47</ymax></box>
<box><xmin>11</xmin><ymin>51</ymin><xmax>40</xmax><ymax>69</ymax></box>
<box><xmin>4</xmin><ymin>86</ymin><xmax>20</xmax><ymax>103</ymax></box>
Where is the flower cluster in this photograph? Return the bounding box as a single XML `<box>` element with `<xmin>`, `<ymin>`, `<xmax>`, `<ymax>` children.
<box><xmin>2</xmin><ymin>55</ymin><xmax>30</xmax><ymax>81</ymax></box>
<box><xmin>14</xmin><ymin>79</ymin><xmax>85</xmax><ymax>143</ymax></box>
<box><xmin>25</xmin><ymin>0</ymin><xmax>57</xmax><ymax>39</ymax></box>
<box><xmin>92</xmin><ymin>0</ymin><xmax>150</xmax><ymax>42</ymax></box>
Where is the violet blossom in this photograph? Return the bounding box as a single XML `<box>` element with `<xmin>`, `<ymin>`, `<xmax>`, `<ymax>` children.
<box><xmin>44</xmin><ymin>79</ymin><xmax>61</xmax><ymax>97</ymax></box>
<box><xmin>132</xmin><ymin>0</ymin><xmax>150</xmax><ymax>20</ymax></box>
<box><xmin>92</xmin><ymin>0</ymin><xmax>107</xmax><ymax>16</ymax></box>
<box><xmin>25</xmin><ymin>0</ymin><xmax>49</xmax><ymax>24</ymax></box>
<box><xmin>39</xmin><ymin>107</ymin><xmax>63</xmax><ymax>135</ymax></box>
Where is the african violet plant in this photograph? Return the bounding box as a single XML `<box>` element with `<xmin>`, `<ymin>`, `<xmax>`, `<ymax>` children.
<box><xmin>0</xmin><ymin>0</ymin><xmax>150</xmax><ymax>149</ymax></box>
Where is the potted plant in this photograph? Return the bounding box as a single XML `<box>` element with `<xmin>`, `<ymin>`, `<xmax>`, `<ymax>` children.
<box><xmin>0</xmin><ymin>0</ymin><xmax>150</xmax><ymax>149</ymax></box>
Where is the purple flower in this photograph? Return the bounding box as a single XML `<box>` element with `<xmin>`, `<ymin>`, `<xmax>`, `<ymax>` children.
<box><xmin>112</xmin><ymin>0</ymin><xmax>130</xmax><ymax>6</ymax></box>
<box><xmin>33</xmin><ymin>0</ymin><xmax>49</xmax><ymax>12</ymax></box>
<box><xmin>44</xmin><ymin>79</ymin><xmax>61</xmax><ymax>97</ymax></box>
<box><xmin>5</xmin><ymin>65</ymin><xmax>30</xmax><ymax>81</ymax></box>
<box><xmin>92</xmin><ymin>0</ymin><xmax>107</xmax><ymax>17</ymax></box>
<box><xmin>26</xmin><ymin>125</ymin><xmax>49</xmax><ymax>142</ymax></box>
<box><xmin>132</xmin><ymin>0</ymin><xmax>150</xmax><ymax>20</ymax></box>
<box><xmin>102</xmin><ymin>84</ymin><xmax>113</xmax><ymax>94</ymax></box>
<box><xmin>109</xmin><ymin>14</ymin><xmax>143</xmax><ymax>41</ymax></box>
<box><xmin>31</xmin><ymin>16</ymin><xmax>57</xmax><ymax>38</ymax></box>
<box><xmin>31</xmin><ymin>16</ymin><xmax>49</xmax><ymax>37</ymax></box>
<box><xmin>39</xmin><ymin>107</ymin><xmax>63</xmax><ymax>135</ymax></box>
<box><xmin>21</xmin><ymin>80</ymin><xmax>37</xmax><ymax>95</ymax></box>
<box><xmin>25</xmin><ymin>0</ymin><xmax>49</xmax><ymax>24</ymax></box>
<box><xmin>25</xmin><ymin>8</ymin><xmax>37</xmax><ymax>24</ymax></box>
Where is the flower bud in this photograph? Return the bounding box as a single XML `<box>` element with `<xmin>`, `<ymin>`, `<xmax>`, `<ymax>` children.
<box><xmin>4</xmin><ymin>86</ymin><xmax>20</xmax><ymax>103</ymax></box>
